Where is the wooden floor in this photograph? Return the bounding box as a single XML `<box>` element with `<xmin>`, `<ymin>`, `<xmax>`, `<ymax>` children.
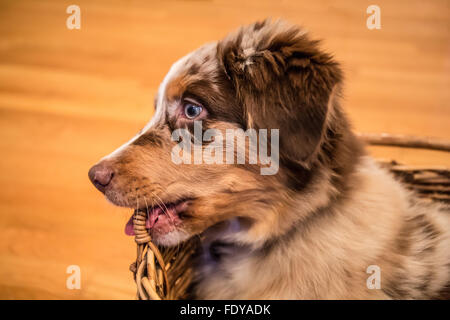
<box><xmin>0</xmin><ymin>0</ymin><xmax>448</xmax><ymax>299</ymax></box>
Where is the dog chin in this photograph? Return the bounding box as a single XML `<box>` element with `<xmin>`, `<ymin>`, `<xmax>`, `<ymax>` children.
<box><xmin>151</xmin><ymin>229</ymin><xmax>192</xmax><ymax>247</ymax></box>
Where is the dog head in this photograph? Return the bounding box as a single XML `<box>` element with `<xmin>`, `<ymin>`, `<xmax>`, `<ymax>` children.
<box><xmin>88</xmin><ymin>19</ymin><xmax>348</xmax><ymax>247</ymax></box>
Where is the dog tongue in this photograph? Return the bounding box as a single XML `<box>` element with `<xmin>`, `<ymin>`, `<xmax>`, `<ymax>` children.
<box><xmin>125</xmin><ymin>215</ymin><xmax>135</xmax><ymax>236</ymax></box>
<box><xmin>124</xmin><ymin>207</ymin><xmax>163</xmax><ymax>236</ymax></box>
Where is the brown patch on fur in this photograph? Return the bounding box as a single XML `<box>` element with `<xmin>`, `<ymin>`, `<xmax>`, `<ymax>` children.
<box><xmin>165</xmin><ymin>75</ymin><xmax>188</xmax><ymax>102</ymax></box>
<box><xmin>382</xmin><ymin>208</ymin><xmax>447</xmax><ymax>299</ymax></box>
<box><xmin>434</xmin><ymin>280</ymin><xmax>450</xmax><ymax>299</ymax></box>
<box><xmin>217</xmin><ymin>19</ymin><xmax>364</xmax><ymax>193</ymax></box>
<box><xmin>218</xmin><ymin>20</ymin><xmax>343</xmax><ymax>167</ymax></box>
<box><xmin>132</xmin><ymin>130</ymin><xmax>164</xmax><ymax>147</ymax></box>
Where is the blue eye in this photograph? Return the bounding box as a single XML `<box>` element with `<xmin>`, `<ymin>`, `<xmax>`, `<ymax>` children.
<box><xmin>184</xmin><ymin>103</ymin><xmax>203</xmax><ymax>119</ymax></box>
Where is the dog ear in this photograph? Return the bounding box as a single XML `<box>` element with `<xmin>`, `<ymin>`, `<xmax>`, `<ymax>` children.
<box><xmin>217</xmin><ymin>20</ymin><xmax>342</xmax><ymax>168</ymax></box>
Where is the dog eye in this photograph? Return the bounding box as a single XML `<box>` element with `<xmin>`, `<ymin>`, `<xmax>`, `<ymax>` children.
<box><xmin>184</xmin><ymin>103</ymin><xmax>203</xmax><ymax>119</ymax></box>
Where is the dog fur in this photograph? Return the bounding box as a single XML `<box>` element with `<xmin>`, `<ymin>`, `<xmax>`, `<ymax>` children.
<box><xmin>90</xmin><ymin>19</ymin><xmax>450</xmax><ymax>299</ymax></box>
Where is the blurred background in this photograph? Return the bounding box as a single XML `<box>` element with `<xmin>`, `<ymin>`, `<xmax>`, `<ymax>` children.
<box><xmin>0</xmin><ymin>0</ymin><xmax>448</xmax><ymax>299</ymax></box>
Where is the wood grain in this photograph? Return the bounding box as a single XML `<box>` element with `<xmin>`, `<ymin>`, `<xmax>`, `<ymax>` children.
<box><xmin>0</xmin><ymin>0</ymin><xmax>449</xmax><ymax>299</ymax></box>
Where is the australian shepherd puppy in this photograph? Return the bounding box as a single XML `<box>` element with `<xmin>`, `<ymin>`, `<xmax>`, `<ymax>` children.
<box><xmin>89</xmin><ymin>19</ymin><xmax>450</xmax><ymax>299</ymax></box>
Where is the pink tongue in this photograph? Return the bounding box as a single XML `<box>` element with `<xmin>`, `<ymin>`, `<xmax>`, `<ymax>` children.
<box><xmin>125</xmin><ymin>215</ymin><xmax>135</xmax><ymax>236</ymax></box>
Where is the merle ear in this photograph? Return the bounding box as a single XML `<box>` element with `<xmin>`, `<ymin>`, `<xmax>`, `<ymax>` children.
<box><xmin>218</xmin><ymin>20</ymin><xmax>342</xmax><ymax>168</ymax></box>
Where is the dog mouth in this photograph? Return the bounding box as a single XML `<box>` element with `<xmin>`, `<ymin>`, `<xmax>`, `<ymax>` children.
<box><xmin>124</xmin><ymin>198</ymin><xmax>192</xmax><ymax>236</ymax></box>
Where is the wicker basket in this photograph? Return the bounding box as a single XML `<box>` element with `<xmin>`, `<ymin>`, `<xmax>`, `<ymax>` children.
<box><xmin>129</xmin><ymin>133</ymin><xmax>450</xmax><ymax>300</ymax></box>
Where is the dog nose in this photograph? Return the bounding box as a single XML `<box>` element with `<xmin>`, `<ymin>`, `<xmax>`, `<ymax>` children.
<box><xmin>88</xmin><ymin>162</ymin><xmax>114</xmax><ymax>193</ymax></box>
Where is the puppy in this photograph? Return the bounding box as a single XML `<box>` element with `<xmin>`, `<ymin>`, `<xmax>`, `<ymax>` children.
<box><xmin>89</xmin><ymin>19</ymin><xmax>450</xmax><ymax>299</ymax></box>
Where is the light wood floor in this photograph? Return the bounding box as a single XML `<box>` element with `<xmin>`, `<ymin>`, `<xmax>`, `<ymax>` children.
<box><xmin>0</xmin><ymin>0</ymin><xmax>448</xmax><ymax>299</ymax></box>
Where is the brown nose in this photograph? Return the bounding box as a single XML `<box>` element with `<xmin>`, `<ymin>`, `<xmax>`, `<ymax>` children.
<box><xmin>88</xmin><ymin>162</ymin><xmax>114</xmax><ymax>193</ymax></box>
